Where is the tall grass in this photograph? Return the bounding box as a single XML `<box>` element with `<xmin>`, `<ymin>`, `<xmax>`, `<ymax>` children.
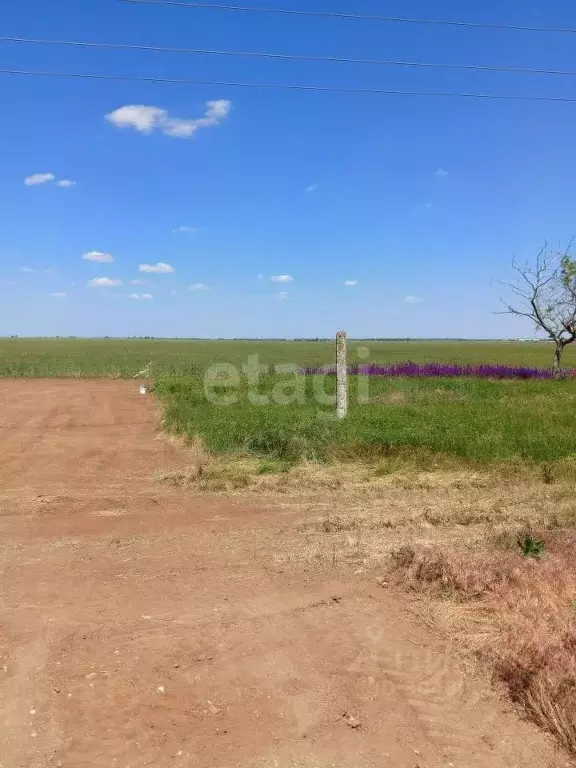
<box><xmin>155</xmin><ymin>374</ymin><xmax>576</xmax><ymax>463</ymax></box>
<box><xmin>393</xmin><ymin>533</ymin><xmax>576</xmax><ymax>755</ymax></box>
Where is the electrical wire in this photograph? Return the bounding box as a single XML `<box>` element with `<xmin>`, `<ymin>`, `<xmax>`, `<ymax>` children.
<box><xmin>121</xmin><ymin>0</ymin><xmax>576</xmax><ymax>35</ymax></box>
<box><xmin>2</xmin><ymin>35</ymin><xmax>576</xmax><ymax>78</ymax></box>
<box><xmin>2</xmin><ymin>67</ymin><xmax>576</xmax><ymax>101</ymax></box>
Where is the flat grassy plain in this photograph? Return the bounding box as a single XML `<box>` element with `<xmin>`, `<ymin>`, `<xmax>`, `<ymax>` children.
<box><xmin>156</xmin><ymin>373</ymin><xmax>576</xmax><ymax>464</ymax></box>
<box><xmin>3</xmin><ymin>336</ymin><xmax>576</xmax><ymax>464</ymax></box>
<box><xmin>1</xmin><ymin>337</ymin><xmax>575</xmax><ymax>376</ymax></box>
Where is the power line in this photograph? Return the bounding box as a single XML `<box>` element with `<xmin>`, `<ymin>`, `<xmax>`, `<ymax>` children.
<box><xmin>2</xmin><ymin>35</ymin><xmax>576</xmax><ymax>78</ymax></box>
<box><xmin>121</xmin><ymin>0</ymin><xmax>576</xmax><ymax>35</ymax></box>
<box><xmin>2</xmin><ymin>67</ymin><xmax>576</xmax><ymax>102</ymax></box>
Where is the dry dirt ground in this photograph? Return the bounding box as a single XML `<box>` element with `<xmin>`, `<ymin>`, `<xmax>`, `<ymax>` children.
<box><xmin>0</xmin><ymin>380</ymin><xmax>564</xmax><ymax>768</ymax></box>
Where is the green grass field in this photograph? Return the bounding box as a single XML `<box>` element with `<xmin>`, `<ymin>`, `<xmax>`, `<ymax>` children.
<box><xmin>0</xmin><ymin>337</ymin><xmax>575</xmax><ymax>377</ymax></box>
<box><xmin>155</xmin><ymin>373</ymin><xmax>576</xmax><ymax>464</ymax></box>
<box><xmin>3</xmin><ymin>337</ymin><xmax>575</xmax><ymax>465</ymax></box>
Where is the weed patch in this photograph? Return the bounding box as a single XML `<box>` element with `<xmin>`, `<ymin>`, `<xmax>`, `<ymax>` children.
<box><xmin>391</xmin><ymin>532</ymin><xmax>576</xmax><ymax>756</ymax></box>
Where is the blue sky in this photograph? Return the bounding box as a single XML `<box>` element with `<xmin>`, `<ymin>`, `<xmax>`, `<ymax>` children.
<box><xmin>1</xmin><ymin>0</ymin><xmax>575</xmax><ymax>338</ymax></box>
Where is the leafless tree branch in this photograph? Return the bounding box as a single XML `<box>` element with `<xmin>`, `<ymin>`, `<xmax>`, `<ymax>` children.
<box><xmin>498</xmin><ymin>241</ymin><xmax>576</xmax><ymax>375</ymax></box>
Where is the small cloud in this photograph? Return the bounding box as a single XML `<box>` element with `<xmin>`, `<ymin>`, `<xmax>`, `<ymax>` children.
<box><xmin>88</xmin><ymin>277</ymin><xmax>122</xmax><ymax>287</ymax></box>
<box><xmin>344</xmin><ymin>280</ymin><xmax>358</xmax><ymax>287</ymax></box>
<box><xmin>105</xmin><ymin>105</ymin><xmax>164</xmax><ymax>133</ymax></box>
<box><xmin>278</xmin><ymin>291</ymin><xmax>289</xmax><ymax>300</ymax></box>
<box><xmin>403</xmin><ymin>295</ymin><xmax>424</xmax><ymax>304</ymax></box>
<box><xmin>20</xmin><ymin>267</ymin><xmax>35</xmax><ymax>273</ymax></box>
<box><xmin>56</xmin><ymin>179</ymin><xmax>76</xmax><ymax>188</ymax></box>
<box><xmin>24</xmin><ymin>172</ymin><xmax>55</xmax><ymax>186</ymax></box>
<box><xmin>170</xmin><ymin>289</ymin><xmax>178</xmax><ymax>296</ymax></box>
<box><xmin>305</xmin><ymin>184</ymin><xmax>318</xmax><ymax>193</ymax></box>
<box><xmin>424</xmin><ymin>203</ymin><xmax>433</xmax><ymax>209</ymax></box>
<box><xmin>128</xmin><ymin>292</ymin><xmax>153</xmax><ymax>300</ymax></box>
<box><xmin>257</xmin><ymin>273</ymin><xmax>264</xmax><ymax>281</ymax></box>
<box><xmin>188</xmin><ymin>283</ymin><xmax>208</xmax><ymax>291</ymax></box>
<box><xmin>130</xmin><ymin>278</ymin><xmax>150</xmax><ymax>285</ymax></box>
<box><xmin>270</xmin><ymin>275</ymin><xmax>293</xmax><ymax>283</ymax></box>
<box><xmin>139</xmin><ymin>262</ymin><xmax>174</xmax><ymax>274</ymax></box>
<box><xmin>435</xmin><ymin>168</ymin><xmax>449</xmax><ymax>177</ymax></box>
<box><xmin>0</xmin><ymin>279</ymin><xmax>16</xmax><ymax>285</ymax></box>
<box><xmin>50</xmin><ymin>292</ymin><xmax>68</xmax><ymax>298</ymax></box>
<box><xmin>173</xmin><ymin>225</ymin><xmax>198</xmax><ymax>233</ymax></box>
<box><xmin>82</xmin><ymin>250</ymin><xmax>114</xmax><ymax>263</ymax></box>
<box><xmin>105</xmin><ymin>100</ymin><xmax>232</xmax><ymax>139</ymax></box>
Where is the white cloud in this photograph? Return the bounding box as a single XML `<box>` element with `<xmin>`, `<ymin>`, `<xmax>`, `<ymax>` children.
<box><xmin>188</xmin><ymin>283</ymin><xmax>208</xmax><ymax>291</ymax></box>
<box><xmin>403</xmin><ymin>295</ymin><xmax>424</xmax><ymax>304</ymax></box>
<box><xmin>82</xmin><ymin>250</ymin><xmax>114</xmax><ymax>263</ymax></box>
<box><xmin>130</xmin><ymin>278</ymin><xmax>150</xmax><ymax>285</ymax></box>
<box><xmin>139</xmin><ymin>262</ymin><xmax>174</xmax><ymax>274</ymax></box>
<box><xmin>105</xmin><ymin>100</ymin><xmax>232</xmax><ymax>139</ymax></box>
<box><xmin>88</xmin><ymin>277</ymin><xmax>122</xmax><ymax>287</ymax></box>
<box><xmin>128</xmin><ymin>292</ymin><xmax>153</xmax><ymax>300</ymax></box>
<box><xmin>435</xmin><ymin>168</ymin><xmax>449</xmax><ymax>177</ymax></box>
<box><xmin>163</xmin><ymin>100</ymin><xmax>231</xmax><ymax>137</ymax></box>
<box><xmin>424</xmin><ymin>203</ymin><xmax>433</xmax><ymax>209</ymax></box>
<box><xmin>50</xmin><ymin>292</ymin><xmax>68</xmax><ymax>298</ymax></box>
<box><xmin>24</xmin><ymin>174</ymin><xmax>77</xmax><ymax>187</ymax></box>
<box><xmin>173</xmin><ymin>225</ymin><xmax>198</xmax><ymax>233</ymax></box>
<box><xmin>205</xmin><ymin>100</ymin><xmax>231</xmax><ymax>120</ymax></box>
<box><xmin>24</xmin><ymin>173</ymin><xmax>55</xmax><ymax>186</ymax></box>
<box><xmin>170</xmin><ymin>289</ymin><xmax>178</xmax><ymax>296</ymax></box>
<box><xmin>105</xmin><ymin>105</ymin><xmax>164</xmax><ymax>133</ymax></box>
<box><xmin>270</xmin><ymin>275</ymin><xmax>293</xmax><ymax>283</ymax></box>
<box><xmin>344</xmin><ymin>280</ymin><xmax>358</xmax><ymax>286</ymax></box>
<box><xmin>20</xmin><ymin>267</ymin><xmax>35</xmax><ymax>273</ymax></box>
<box><xmin>305</xmin><ymin>184</ymin><xmax>318</xmax><ymax>193</ymax></box>
<box><xmin>278</xmin><ymin>291</ymin><xmax>289</xmax><ymax>300</ymax></box>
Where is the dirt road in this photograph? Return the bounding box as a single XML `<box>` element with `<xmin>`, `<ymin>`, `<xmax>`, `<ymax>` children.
<box><xmin>0</xmin><ymin>380</ymin><xmax>559</xmax><ymax>767</ymax></box>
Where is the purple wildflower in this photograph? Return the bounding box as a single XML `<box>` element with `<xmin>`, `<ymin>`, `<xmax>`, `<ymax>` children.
<box><xmin>300</xmin><ymin>362</ymin><xmax>559</xmax><ymax>380</ymax></box>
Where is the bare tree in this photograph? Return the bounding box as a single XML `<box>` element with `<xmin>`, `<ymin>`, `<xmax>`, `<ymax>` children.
<box><xmin>501</xmin><ymin>242</ymin><xmax>576</xmax><ymax>377</ymax></box>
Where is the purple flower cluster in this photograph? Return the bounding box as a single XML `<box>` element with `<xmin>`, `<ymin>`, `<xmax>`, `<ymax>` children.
<box><xmin>301</xmin><ymin>362</ymin><xmax>558</xmax><ymax>380</ymax></box>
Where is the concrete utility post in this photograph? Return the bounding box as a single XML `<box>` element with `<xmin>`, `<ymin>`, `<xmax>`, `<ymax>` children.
<box><xmin>336</xmin><ymin>330</ymin><xmax>348</xmax><ymax>419</ymax></box>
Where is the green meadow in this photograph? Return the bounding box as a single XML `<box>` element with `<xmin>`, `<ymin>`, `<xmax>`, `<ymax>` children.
<box><xmin>155</xmin><ymin>373</ymin><xmax>576</xmax><ymax>465</ymax></box>
<box><xmin>0</xmin><ymin>337</ymin><xmax>574</xmax><ymax>377</ymax></box>
<box><xmin>3</xmin><ymin>337</ymin><xmax>575</xmax><ymax>465</ymax></box>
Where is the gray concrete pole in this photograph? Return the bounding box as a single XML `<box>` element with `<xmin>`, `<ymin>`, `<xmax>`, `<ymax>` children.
<box><xmin>336</xmin><ymin>330</ymin><xmax>348</xmax><ymax>419</ymax></box>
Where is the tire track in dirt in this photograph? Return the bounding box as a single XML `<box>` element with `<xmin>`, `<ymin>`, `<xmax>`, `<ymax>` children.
<box><xmin>0</xmin><ymin>380</ymin><xmax>565</xmax><ymax>768</ymax></box>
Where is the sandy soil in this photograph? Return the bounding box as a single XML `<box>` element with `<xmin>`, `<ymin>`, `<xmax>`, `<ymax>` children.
<box><xmin>0</xmin><ymin>380</ymin><xmax>562</xmax><ymax>768</ymax></box>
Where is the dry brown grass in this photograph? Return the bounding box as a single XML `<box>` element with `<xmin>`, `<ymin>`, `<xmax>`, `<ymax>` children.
<box><xmin>154</xmin><ymin>447</ymin><xmax>576</xmax><ymax>500</ymax></box>
<box><xmin>151</xmin><ymin>441</ymin><xmax>576</xmax><ymax>759</ymax></box>
<box><xmin>391</xmin><ymin>532</ymin><xmax>576</xmax><ymax>756</ymax></box>
<box><xmin>154</xmin><ymin>448</ymin><xmax>576</xmax><ymax>565</ymax></box>
<box><xmin>155</xmin><ymin>457</ymin><xmax>253</xmax><ymax>492</ymax></box>
<box><xmin>153</xmin><ymin>444</ymin><xmax>576</xmax><ymax>759</ymax></box>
